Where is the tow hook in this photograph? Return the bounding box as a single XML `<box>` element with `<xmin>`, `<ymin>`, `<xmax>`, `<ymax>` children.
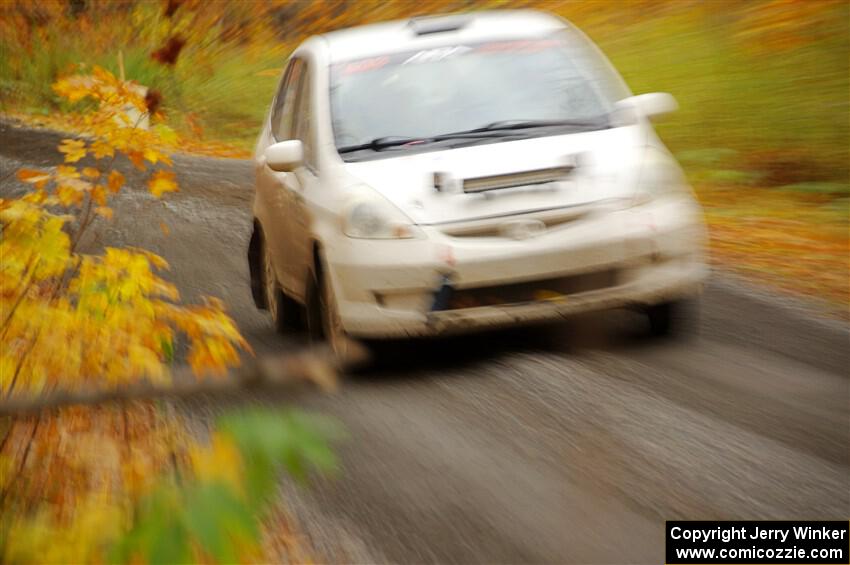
<box><xmin>429</xmin><ymin>273</ymin><xmax>455</xmax><ymax>313</ymax></box>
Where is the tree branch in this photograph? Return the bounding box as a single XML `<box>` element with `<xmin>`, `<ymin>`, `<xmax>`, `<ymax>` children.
<box><xmin>0</xmin><ymin>342</ymin><xmax>367</xmax><ymax>418</ymax></box>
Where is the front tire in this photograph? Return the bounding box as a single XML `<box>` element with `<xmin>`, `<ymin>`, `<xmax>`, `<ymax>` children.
<box><xmin>646</xmin><ymin>299</ymin><xmax>698</xmax><ymax>338</ymax></box>
<box><xmin>307</xmin><ymin>257</ymin><xmax>358</xmax><ymax>364</ymax></box>
<box><xmin>262</xmin><ymin>240</ymin><xmax>301</xmax><ymax>333</ymax></box>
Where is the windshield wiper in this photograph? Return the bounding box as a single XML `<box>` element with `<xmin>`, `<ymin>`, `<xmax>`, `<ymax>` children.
<box><xmin>446</xmin><ymin>116</ymin><xmax>611</xmax><ymax>135</ymax></box>
<box><xmin>338</xmin><ymin>115</ymin><xmax>612</xmax><ymax>154</ymax></box>
<box><xmin>337</xmin><ymin>131</ymin><xmax>521</xmax><ymax>154</ymax></box>
<box><xmin>337</xmin><ymin>136</ymin><xmax>424</xmax><ymax>154</ymax></box>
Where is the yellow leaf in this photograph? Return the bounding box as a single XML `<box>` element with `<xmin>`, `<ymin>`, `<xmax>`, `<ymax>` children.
<box><xmin>36</xmin><ymin>216</ymin><xmax>71</xmax><ymax>274</ymax></box>
<box><xmin>91</xmin><ymin>65</ymin><xmax>118</xmax><ymax>88</ymax></box>
<box><xmin>190</xmin><ymin>434</ymin><xmax>243</xmax><ymax>489</ymax></box>
<box><xmin>151</xmin><ymin>123</ymin><xmax>178</xmax><ymax>145</ymax></box>
<box><xmin>147</xmin><ymin>170</ymin><xmax>178</xmax><ymax>198</ymax></box>
<box><xmin>159</xmin><ymin>222</ymin><xmax>170</xmax><ymax>236</ymax></box>
<box><xmin>52</xmin><ymin>75</ymin><xmax>91</xmax><ymax>103</ymax></box>
<box><xmin>128</xmin><ymin>247</ymin><xmax>170</xmax><ymax>270</ymax></box>
<box><xmin>81</xmin><ymin>167</ymin><xmax>101</xmax><ymax>179</ymax></box>
<box><xmin>90</xmin><ymin>139</ymin><xmax>114</xmax><ymax>160</ymax></box>
<box><xmin>55</xmin><ymin>165</ymin><xmax>80</xmax><ymax>181</ymax></box>
<box><xmin>59</xmin><ymin>139</ymin><xmax>86</xmax><ymax>163</ymax></box>
<box><xmin>56</xmin><ymin>184</ymin><xmax>84</xmax><ymax>207</ymax></box>
<box><xmin>143</xmin><ymin>147</ymin><xmax>163</xmax><ymax>165</ymax></box>
<box><xmin>95</xmin><ymin>206</ymin><xmax>113</xmax><ymax>219</ymax></box>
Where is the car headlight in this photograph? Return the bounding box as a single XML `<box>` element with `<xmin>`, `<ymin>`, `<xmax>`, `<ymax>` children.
<box><xmin>633</xmin><ymin>151</ymin><xmax>688</xmax><ymax>206</ymax></box>
<box><xmin>342</xmin><ymin>197</ymin><xmax>420</xmax><ymax>239</ymax></box>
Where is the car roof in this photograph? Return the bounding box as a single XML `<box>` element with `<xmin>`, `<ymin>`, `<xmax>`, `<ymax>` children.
<box><xmin>318</xmin><ymin>10</ymin><xmax>569</xmax><ymax>63</ymax></box>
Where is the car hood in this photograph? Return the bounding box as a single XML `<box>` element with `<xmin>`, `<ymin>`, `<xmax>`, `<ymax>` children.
<box><xmin>341</xmin><ymin>125</ymin><xmax>649</xmax><ymax>225</ymax></box>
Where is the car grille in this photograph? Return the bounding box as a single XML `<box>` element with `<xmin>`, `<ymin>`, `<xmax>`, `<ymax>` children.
<box><xmin>439</xmin><ymin>268</ymin><xmax>620</xmax><ymax>310</ymax></box>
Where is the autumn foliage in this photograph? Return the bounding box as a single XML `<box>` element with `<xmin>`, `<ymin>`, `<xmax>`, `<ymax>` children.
<box><xmin>4</xmin><ymin>66</ymin><xmax>247</xmax><ymax>394</ymax></box>
<box><xmin>0</xmin><ymin>67</ymin><xmax>273</xmax><ymax>562</ymax></box>
<box><xmin>0</xmin><ymin>60</ymin><xmax>343</xmax><ymax>561</ymax></box>
<box><xmin>0</xmin><ymin>1</ymin><xmax>846</xmax><ymax>558</ymax></box>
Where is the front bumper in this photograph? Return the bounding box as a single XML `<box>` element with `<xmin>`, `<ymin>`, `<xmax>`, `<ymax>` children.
<box><xmin>325</xmin><ymin>197</ymin><xmax>708</xmax><ymax>338</ymax></box>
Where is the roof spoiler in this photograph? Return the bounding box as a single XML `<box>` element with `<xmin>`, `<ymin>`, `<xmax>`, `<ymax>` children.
<box><xmin>408</xmin><ymin>15</ymin><xmax>470</xmax><ymax>35</ymax></box>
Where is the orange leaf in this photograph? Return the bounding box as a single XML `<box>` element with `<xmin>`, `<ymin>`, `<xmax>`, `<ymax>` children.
<box><xmin>107</xmin><ymin>170</ymin><xmax>124</xmax><ymax>193</ymax></box>
<box><xmin>127</xmin><ymin>151</ymin><xmax>146</xmax><ymax>171</ymax></box>
<box><xmin>91</xmin><ymin>185</ymin><xmax>107</xmax><ymax>206</ymax></box>
<box><xmin>17</xmin><ymin>168</ymin><xmax>51</xmax><ymax>190</ymax></box>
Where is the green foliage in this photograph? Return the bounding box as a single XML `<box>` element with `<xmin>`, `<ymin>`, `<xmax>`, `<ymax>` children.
<box><xmin>222</xmin><ymin>408</ymin><xmax>344</xmax><ymax>483</ymax></box>
<box><xmin>676</xmin><ymin>148</ymin><xmax>741</xmax><ymax>167</ymax></box>
<box><xmin>113</xmin><ymin>481</ymin><xmax>259</xmax><ymax>564</ymax></box>
<box><xmin>689</xmin><ymin>169</ymin><xmax>765</xmax><ymax>186</ymax></box>
<box><xmin>591</xmin><ymin>4</ymin><xmax>848</xmax><ymax>181</ymax></box>
<box><xmin>113</xmin><ymin>409</ymin><xmax>344</xmax><ymax>564</ymax></box>
<box><xmin>774</xmin><ymin>181</ymin><xmax>849</xmax><ymax>196</ymax></box>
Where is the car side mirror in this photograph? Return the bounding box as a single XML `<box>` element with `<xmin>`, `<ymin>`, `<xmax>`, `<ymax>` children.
<box><xmin>265</xmin><ymin>140</ymin><xmax>303</xmax><ymax>172</ymax></box>
<box><xmin>612</xmin><ymin>92</ymin><xmax>678</xmax><ymax>125</ymax></box>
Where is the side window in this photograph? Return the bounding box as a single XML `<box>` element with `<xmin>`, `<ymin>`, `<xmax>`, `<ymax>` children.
<box><xmin>271</xmin><ymin>59</ymin><xmax>303</xmax><ymax>141</ymax></box>
<box><xmin>292</xmin><ymin>63</ymin><xmax>316</xmax><ymax>170</ymax></box>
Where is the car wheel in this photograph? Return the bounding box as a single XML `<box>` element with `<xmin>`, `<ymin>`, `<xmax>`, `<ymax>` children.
<box><xmin>307</xmin><ymin>259</ymin><xmax>355</xmax><ymax>364</ymax></box>
<box><xmin>262</xmin><ymin>240</ymin><xmax>300</xmax><ymax>333</ymax></box>
<box><xmin>646</xmin><ymin>299</ymin><xmax>698</xmax><ymax>338</ymax></box>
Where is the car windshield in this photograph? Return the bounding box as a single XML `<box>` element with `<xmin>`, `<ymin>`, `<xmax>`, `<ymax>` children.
<box><xmin>329</xmin><ymin>31</ymin><xmax>630</xmax><ymax>155</ymax></box>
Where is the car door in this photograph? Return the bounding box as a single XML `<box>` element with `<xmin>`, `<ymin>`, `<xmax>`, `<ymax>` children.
<box><xmin>280</xmin><ymin>60</ymin><xmax>320</xmax><ymax>302</ymax></box>
<box><xmin>255</xmin><ymin>58</ymin><xmax>303</xmax><ymax>296</ymax></box>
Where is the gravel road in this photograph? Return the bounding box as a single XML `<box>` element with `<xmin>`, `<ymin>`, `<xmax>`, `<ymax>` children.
<box><xmin>2</xmin><ymin>120</ymin><xmax>848</xmax><ymax>564</ymax></box>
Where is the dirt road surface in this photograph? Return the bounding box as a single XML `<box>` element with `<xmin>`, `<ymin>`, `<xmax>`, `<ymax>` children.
<box><xmin>2</xmin><ymin>120</ymin><xmax>848</xmax><ymax>563</ymax></box>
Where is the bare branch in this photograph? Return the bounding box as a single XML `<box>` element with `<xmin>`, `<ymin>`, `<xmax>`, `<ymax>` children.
<box><xmin>0</xmin><ymin>341</ymin><xmax>368</xmax><ymax>418</ymax></box>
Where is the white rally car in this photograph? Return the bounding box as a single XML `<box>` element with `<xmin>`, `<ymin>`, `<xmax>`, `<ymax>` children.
<box><xmin>248</xmin><ymin>10</ymin><xmax>708</xmax><ymax>356</ymax></box>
